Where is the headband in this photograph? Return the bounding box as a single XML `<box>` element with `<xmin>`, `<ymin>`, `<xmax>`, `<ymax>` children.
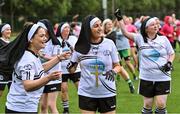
<box><xmin>145</xmin><ymin>18</ymin><xmax>156</xmax><ymax>27</ymax></box>
<box><xmin>90</xmin><ymin>17</ymin><xmax>100</xmax><ymax>28</ymax></box>
<box><xmin>61</xmin><ymin>23</ymin><xmax>69</xmax><ymax>33</ymax></box>
<box><xmin>1</xmin><ymin>24</ymin><xmax>11</xmax><ymax>33</ymax></box>
<box><xmin>28</xmin><ymin>24</ymin><xmax>40</xmax><ymax>41</ymax></box>
<box><xmin>37</xmin><ymin>22</ymin><xmax>47</xmax><ymax>30</ymax></box>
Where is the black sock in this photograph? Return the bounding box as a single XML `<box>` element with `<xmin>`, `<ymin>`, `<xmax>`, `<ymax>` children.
<box><xmin>62</xmin><ymin>100</ymin><xmax>69</xmax><ymax>112</ymax></box>
<box><xmin>141</xmin><ymin>107</ymin><xmax>152</xmax><ymax>114</ymax></box>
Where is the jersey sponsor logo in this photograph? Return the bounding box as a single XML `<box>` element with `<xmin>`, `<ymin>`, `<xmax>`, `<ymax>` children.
<box><xmin>110</xmin><ymin>105</ymin><xmax>116</xmax><ymax>108</ymax></box>
<box><xmin>89</xmin><ymin>59</ymin><xmax>105</xmax><ymax>75</ymax></box>
<box><xmin>165</xmin><ymin>89</ymin><xmax>170</xmax><ymax>93</ymax></box>
<box><xmin>143</xmin><ymin>49</ymin><xmax>160</xmax><ymax>61</ymax></box>
<box><xmin>50</xmin><ymin>87</ymin><xmax>57</xmax><ymax>90</ymax></box>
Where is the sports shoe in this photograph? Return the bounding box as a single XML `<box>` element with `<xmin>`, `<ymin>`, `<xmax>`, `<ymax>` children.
<box><xmin>129</xmin><ymin>83</ymin><xmax>135</xmax><ymax>94</ymax></box>
<box><xmin>133</xmin><ymin>76</ymin><xmax>138</xmax><ymax>81</ymax></box>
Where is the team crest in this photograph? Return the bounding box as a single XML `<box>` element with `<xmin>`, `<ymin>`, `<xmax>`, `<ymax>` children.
<box><xmin>24</xmin><ymin>64</ymin><xmax>32</xmax><ymax>70</ymax></box>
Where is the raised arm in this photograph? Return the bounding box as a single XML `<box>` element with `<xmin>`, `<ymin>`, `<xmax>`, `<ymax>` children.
<box><xmin>114</xmin><ymin>9</ymin><xmax>135</xmax><ymax>41</ymax></box>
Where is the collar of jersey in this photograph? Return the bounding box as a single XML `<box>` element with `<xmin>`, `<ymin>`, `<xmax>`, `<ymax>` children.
<box><xmin>26</xmin><ymin>49</ymin><xmax>39</xmax><ymax>58</ymax></box>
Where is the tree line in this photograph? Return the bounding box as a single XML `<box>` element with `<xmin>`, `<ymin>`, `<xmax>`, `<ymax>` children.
<box><xmin>1</xmin><ymin>0</ymin><xmax>179</xmax><ymax>31</ymax></box>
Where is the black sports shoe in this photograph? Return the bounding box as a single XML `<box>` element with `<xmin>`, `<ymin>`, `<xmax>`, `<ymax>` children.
<box><xmin>129</xmin><ymin>83</ymin><xmax>135</xmax><ymax>94</ymax></box>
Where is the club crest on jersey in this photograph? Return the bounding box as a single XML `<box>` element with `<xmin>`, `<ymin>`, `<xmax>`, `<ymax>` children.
<box><xmin>24</xmin><ymin>64</ymin><xmax>33</xmax><ymax>70</ymax></box>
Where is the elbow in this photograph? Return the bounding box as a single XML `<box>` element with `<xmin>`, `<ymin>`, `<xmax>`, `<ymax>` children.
<box><xmin>23</xmin><ymin>81</ymin><xmax>36</xmax><ymax>92</ymax></box>
<box><xmin>24</xmin><ymin>86</ymin><xmax>34</xmax><ymax>92</ymax></box>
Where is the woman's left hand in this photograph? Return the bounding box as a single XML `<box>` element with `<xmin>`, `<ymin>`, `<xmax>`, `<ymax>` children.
<box><xmin>103</xmin><ymin>70</ymin><xmax>117</xmax><ymax>82</ymax></box>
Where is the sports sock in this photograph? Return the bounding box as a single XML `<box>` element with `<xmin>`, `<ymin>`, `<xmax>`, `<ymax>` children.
<box><xmin>155</xmin><ymin>107</ymin><xmax>167</xmax><ymax>114</ymax></box>
<box><xmin>62</xmin><ymin>100</ymin><xmax>69</xmax><ymax>112</ymax></box>
<box><xmin>141</xmin><ymin>107</ymin><xmax>153</xmax><ymax>114</ymax></box>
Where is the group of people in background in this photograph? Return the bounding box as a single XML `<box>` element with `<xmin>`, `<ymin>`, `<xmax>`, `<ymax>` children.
<box><xmin>0</xmin><ymin>10</ymin><xmax>178</xmax><ymax>114</ymax></box>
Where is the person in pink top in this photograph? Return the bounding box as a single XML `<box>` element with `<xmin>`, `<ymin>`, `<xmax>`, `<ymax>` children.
<box><xmin>160</xmin><ymin>16</ymin><xmax>175</xmax><ymax>49</ymax></box>
<box><xmin>175</xmin><ymin>21</ymin><xmax>180</xmax><ymax>54</ymax></box>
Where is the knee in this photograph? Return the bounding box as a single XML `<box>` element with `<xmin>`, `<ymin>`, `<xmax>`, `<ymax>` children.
<box><xmin>144</xmin><ymin>104</ymin><xmax>152</xmax><ymax>109</ymax></box>
<box><xmin>41</xmin><ymin>103</ymin><xmax>48</xmax><ymax>111</ymax></box>
<box><xmin>61</xmin><ymin>84</ymin><xmax>68</xmax><ymax>93</ymax></box>
<box><xmin>48</xmin><ymin>103</ymin><xmax>57</xmax><ymax>111</ymax></box>
<box><xmin>156</xmin><ymin>101</ymin><xmax>166</xmax><ymax>109</ymax></box>
<box><xmin>144</xmin><ymin>101</ymin><xmax>153</xmax><ymax>109</ymax></box>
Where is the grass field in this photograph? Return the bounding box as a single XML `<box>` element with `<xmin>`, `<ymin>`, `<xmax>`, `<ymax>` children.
<box><xmin>0</xmin><ymin>51</ymin><xmax>180</xmax><ymax>113</ymax></box>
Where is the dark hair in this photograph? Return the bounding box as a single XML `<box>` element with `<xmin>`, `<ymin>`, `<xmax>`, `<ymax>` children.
<box><xmin>38</xmin><ymin>19</ymin><xmax>60</xmax><ymax>45</ymax></box>
<box><xmin>140</xmin><ymin>17</ymin><xmax>151</xmax><ymax>43</ymax></box>
<box><xmin>74</xmin><ymin>15</ymin><xmax>96</xmax><ymax>54</ymax></box>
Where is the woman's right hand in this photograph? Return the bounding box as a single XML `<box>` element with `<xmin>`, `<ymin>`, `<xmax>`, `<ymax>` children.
<box><xmin>57</xmin><ymin>51</ymin><xmax>71</xmax><ymax>61</ymax></box>
<box><xmin>114</xmin><ymin>9</ymin><xmax>122</xmax><ymax>21</ymax></box>
<box><xmin>48</xmin><ymin>71</ymin><xmax>62</xmax><ymax>81</ymax></box>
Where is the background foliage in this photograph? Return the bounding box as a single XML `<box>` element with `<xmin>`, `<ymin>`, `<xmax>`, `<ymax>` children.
<box><xmin>0</xmin><ymin>0</ymin><xmax>180</xmax><ymax>31</ymax></box>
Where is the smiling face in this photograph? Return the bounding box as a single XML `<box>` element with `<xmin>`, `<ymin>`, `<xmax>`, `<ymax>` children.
<box><xmin>104</xmin><ymin>21</ymin><xmax>113</xmax><ymax>34</ymax></box>
<box><xmin>146</xmin><ymin>21</ymin><xmax>159</xmax><ymax>35</ymax></box>
<box><xmin>2</xmin><ymin>27</ymin><xmax>11</xmax><ymax>39</ymax></box>
<box><xmin>90</xmin><ymin>20</ymin><xmax>103</xmax><ymax>42</ymax></box>
<box><xmin>29</xmin><ymin>27</ymin><xmax>47</xmax><ymax>52</ymax></box>
<box><xmin>61</xmin><ymin>25</ymin><xmax>70</xmax><ymax>39</ymax></box>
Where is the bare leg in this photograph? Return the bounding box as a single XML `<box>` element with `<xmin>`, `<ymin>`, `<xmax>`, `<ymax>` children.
<box><xmin>118</xmin><ymin>67</ymin><xmax>135</xmax><ymax>93</ymax></box>
<box><xmin>61</xmin><ymin>82</ymin><xmax>69</xmax><ymax>113</ymax></box>
<box><xmin>40</xmin><ymin>93</ymin><xmax>48</xmax><ymax>114</ymax></box>
<box><xmin>141</xmin><ymin>96</ymin><xmax>153</xmax><ymax>114</ymax></box>
<box><xmin>154</xmin><ymin>95</ymin><xmax>168</xmax><ymax>114</ymax></box>
<box><xmin>48</xmin><ymin>91</ymin><xmax>59</xmax><ymax>114</ymax></box>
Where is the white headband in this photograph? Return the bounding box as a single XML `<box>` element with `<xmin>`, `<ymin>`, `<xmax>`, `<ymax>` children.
<box><xmin>90</xmin><ymin>17</ymin><xmax>100</xmax><ymax>28</ymax></box>
<box><xmin>61</xmin><ymin>23</ymin><xmax>69</xmax><ymax>33</ymax></box>
<box><xmin>145</xmin><ymin>18</ymin><xmax>156</xmax><ymax>27</ymax></box>
<box><xmin>28</xmin><ymin>24</ymin><xmax>40</xmax><ymax>41</ymax></box>
<box><xmin>1</xmin><ymin>24</ymin><xmax>11</xmax><ymax>33</ymax></box>
<box><xmin>37</xmin><ymin>22</ymin><xmax>47</xmax><ymax>30</ymax></box>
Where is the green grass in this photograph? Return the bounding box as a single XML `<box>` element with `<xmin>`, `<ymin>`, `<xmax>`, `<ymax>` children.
<box><xmin>1</xmin><ymin>51</ymin><xmax>180</xmax><ymax>113</ymax></box>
